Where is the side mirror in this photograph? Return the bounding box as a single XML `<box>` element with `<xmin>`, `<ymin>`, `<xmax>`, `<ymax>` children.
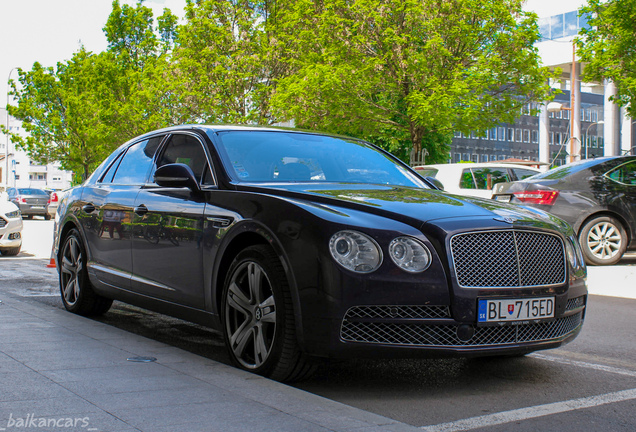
<box><xmin>425</xmin><ymin>176</ymin><xmax>444</xmax><ymax>191</ymax></box>
<box><xmin>154</xmin><ymin>163</ymin><xmax>201</xmax><ymax>192</ymax></box>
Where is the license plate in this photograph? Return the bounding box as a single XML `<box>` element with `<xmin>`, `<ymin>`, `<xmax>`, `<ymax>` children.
<box><xmin>478</xmin><ymin>297</ymin><xmax>555</xmax><ymax>323</ymax></box>
<box><xmin>31</xmin><ymin>206</ymin><xmax>45</xmax><ymax>210</ymax></box>
<box><xmin>494</xmin><ymin>195</ymin><xmax>511</xmax><ymax>203</ymax></box>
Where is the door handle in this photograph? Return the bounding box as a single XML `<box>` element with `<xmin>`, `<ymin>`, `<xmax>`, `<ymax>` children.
<box><xmin>134</xmin><ymin>205</ymin><xmax>149</xmax><ymax>216</ymax></box>
<box><xmin>82</xmin><ymin>204</ymin><xmax>96</xmax><ymax>213</ymax></box>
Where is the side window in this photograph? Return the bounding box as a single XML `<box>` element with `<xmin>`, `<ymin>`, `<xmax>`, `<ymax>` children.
<box><xmin>512</xmin><ymin>168</ymin><xmax>538</xmax><ymax>181</ymax></box>
<box><xmin>607</xmin><ymin>161</ymin><xmax>636</xmax><ymax>185</ymax></box>
<box><xmin>157</xmin><ymin>134</ymin><xmax>213</xmax><ymax>185</ymax></box>
<box><xmin>111</xmin><ymin>137</ymin><xmax>163</xmax><ymax>185</ymax></box>
<box><xmin>471</xmin><ymin>168</ymin><xmax>509</xmax><ymax>190</ymax></box>
<box><xmin>100</xmin><ymin>152</ymin><xmax>125</xmax><ymax>184</ymax></box>
<box><xmin>460</xmin><ymin>169</ymin><xmax>476</xmax><ymax>189</ymax></box>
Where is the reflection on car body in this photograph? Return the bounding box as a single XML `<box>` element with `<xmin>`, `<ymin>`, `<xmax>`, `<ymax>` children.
<box><xmin>53</xmin><ymin>125</ymin><xmax>588</xmax><ymax>381</ymax></box>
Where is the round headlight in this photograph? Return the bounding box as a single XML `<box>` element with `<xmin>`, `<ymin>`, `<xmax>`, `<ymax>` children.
<box><xmin>389</xmin><ymin>237</ymin><xmax>432</xmax><ymax>272</ymax></box>
<box><xmin>329</xmin><ymin>230</ymin><xmax>382</xmax><ymax>273</ymax></box>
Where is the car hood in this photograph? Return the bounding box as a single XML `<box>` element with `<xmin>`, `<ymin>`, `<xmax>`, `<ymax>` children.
<box><xmin>239</xmin><ymin>183</ymin><xmax>567</xmax><ymax>230</ymax></box>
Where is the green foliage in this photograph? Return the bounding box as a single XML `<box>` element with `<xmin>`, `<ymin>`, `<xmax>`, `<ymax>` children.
<box><xmin>7</xmin><ymin>0</ymin><xmax>179</xmax><ymax>180</ymax></box>
<box><xmin>169</xmin><ymin>0</ymin><xmax>282</xmax><ymax>124</ymax></box>
<box><xmin>577</xmin><ymin>0</ymin><xmax>636</xmax><ymax>118</ymax></box>
<box><xmin>271</xmin><ymin>0</ymin><xmax>554</xmax><ymax>158</ymax></box>
<box><xmin>7</xmin><ymin>0</ymin><xmax>556</xmax><ymax>180</ymax></box>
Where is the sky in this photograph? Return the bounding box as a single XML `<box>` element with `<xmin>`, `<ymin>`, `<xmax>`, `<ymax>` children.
<box><xmin>1</xmin><ymin>0</ymin><xmax>186</xmax><ymax>103</ymax></box>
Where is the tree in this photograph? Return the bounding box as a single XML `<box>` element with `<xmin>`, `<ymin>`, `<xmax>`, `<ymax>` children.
<box><xmin>6</xmin><ymin>1</ymin><xmax>179</xmax><ymax>181</ymax></box>
<box><xmin>577</xmin><ymin>0</ymin><xmax>636</xmax><ymax>118</ymax></box>
<box><xmin>271</xmin><ymin>0</ymin><xmax>555</xmax><ymax>162</ymax></box>
<box><xmin>6</xmin><ymin>50</ymin><xmax>117</xmax><ymax>181</ymax></box>
<box><xmin>169</xmin><ymin>0</ymin><xmax>284</xmax><ymax>124</ymax></box>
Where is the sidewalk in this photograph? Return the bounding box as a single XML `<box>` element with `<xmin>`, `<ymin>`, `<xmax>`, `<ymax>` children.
<box><xmin>0</xmin><ymin>291</ymin><xmax>419</xmax><ymax>432</ymax></box>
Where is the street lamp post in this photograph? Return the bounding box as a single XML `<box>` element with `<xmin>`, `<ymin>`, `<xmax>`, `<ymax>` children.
<box><xmin>584</xmin><ymin>121</ymin><xmax>604</xmax><ymax>159</ymax></box>
<box><xmin>5</xmin><ymin>68</ymin><xmax>18</xmax><ymax>192</ymax></box>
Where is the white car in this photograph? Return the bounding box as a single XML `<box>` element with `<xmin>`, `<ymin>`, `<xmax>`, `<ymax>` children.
<box><xmin>0</xmin><ymin>200</ymin><xmax>23</xmax><ymax>256</ymax></box>
<box><xmin>414</xmin><ymin>163</ymin><xmax>540</xmax><ymax>199</ymax></box>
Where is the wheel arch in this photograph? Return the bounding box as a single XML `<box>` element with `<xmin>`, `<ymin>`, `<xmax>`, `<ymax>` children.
<box><xmin>577</xmin><ymin>210</ymin><xmax>631</xmax><ymax>248</ymax></box>
<box><xmin>210</xmin><ymin>221</ymin><xmax>305</xmax><ymax>346</ymax></box>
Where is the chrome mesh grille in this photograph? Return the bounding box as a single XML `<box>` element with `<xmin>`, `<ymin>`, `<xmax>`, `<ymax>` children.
<box><xmin>451</xmin><ymin>230</ymin><xmax>566</xmax><ymax>288</ymax></box>
<box><xmin>566</xmin><ymin>296</ymin><xmax>586</xmax><ymax>311</ymax></box>
<box><xmin>0</xmin><ymin>217</ymin><xmax>6</xmax><ymax>228</ymax></box>
<box><xmin>345</xmin><ymin>305</ymin><xmax>451</xmax><ymax>320</ymax></box>
<box><xmin>340</xmin><ymin>313</ymin><xmax>582</xmax><ymax>347</ymax></box>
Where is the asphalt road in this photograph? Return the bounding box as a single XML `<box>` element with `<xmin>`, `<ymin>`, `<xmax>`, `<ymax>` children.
<box><xmin>2</xmin><ymin>219</ymin><xmax>635</xmax><ymax>431</ymax></box>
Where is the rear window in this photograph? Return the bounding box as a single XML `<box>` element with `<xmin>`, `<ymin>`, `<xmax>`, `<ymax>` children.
<box><xmin>17</xmin><ymin>189</ymin><xmax>48</xmax><ymax>195</ymax></box>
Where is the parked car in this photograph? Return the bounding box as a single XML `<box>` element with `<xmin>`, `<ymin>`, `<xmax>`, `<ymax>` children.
<box><xmin>414</xmin><ymin>163</ymin><xmax>540</xmax><ymax>198</ymax></box>
<box><xmin>0</xmin><ymin>200</ymin><xmax>23</xmax><ymax>256</ymax></box>
<box><xmin>53</xmin><ymin>125</ymin><xmax>587</xmax><ymax>381</ymax></box>
<box><xmin>47</xmin><ymin>189</ymin><xmax>70</xmax><ymax>219</ymax></box>
<box><xmin>492</xmin><ymin>156</ymin><xmax>636</xmax><ymax>266</ymax></box>
<box><xmin>7</xmin><ymin>187</ymin><xmax>51</xmax><ymax>220</ymax></box>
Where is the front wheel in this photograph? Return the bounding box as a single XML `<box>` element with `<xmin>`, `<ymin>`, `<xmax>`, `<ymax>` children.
<box><xmin>59</xmin><ymin>229</ymin><xmax>113</xmax><ymax>316</ymax></box>
<box><xmin>221</xmin><ymin>245</ymin><xmax>315</xmax><ymax>382</ymax></box>
<box><xmin>579</xmin><ymin>216</ymin><xmax>627</xmax><ymax>266</ymax></box>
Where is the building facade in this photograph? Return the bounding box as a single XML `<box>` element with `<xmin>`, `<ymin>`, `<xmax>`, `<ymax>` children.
<box><xmin>448</xmin><ymin>1</ymin><xmax>634</xmax><ymax>167</ymax></box>
<box><xmin>1</xmin><ymin>113</ymin><xmax>73</xmax><ymax>193</ymax></box>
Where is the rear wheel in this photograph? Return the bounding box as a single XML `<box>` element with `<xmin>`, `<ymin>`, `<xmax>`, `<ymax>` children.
<box><xmin>221</xmin><ymin>245</ymin><xmax>315</xmax><ymax>382</ymax></box>
<box><xmin>579</xmin><ymin>216</ymin><xmax>627</xmax><ymax>266</ymax></box>
<box><xmin>59</xmin><ymin>229</ymin><xmax>113</xmax><ymax>316</ymax></box>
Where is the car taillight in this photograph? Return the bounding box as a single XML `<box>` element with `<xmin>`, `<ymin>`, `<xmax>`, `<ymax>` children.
<box><xmin>49</xmin><ymin>192</ymin><xmax>58</xmax><ymax>204</ymax></box>
<box><xmin>18</xmin><ymin>196</ymin><xmax>27</xmax><ymax>204</ymax></box>
<box><xmin>513</xmin><ymin>190</ymin><xmax>559</xmax><ymax>205</ymax></box>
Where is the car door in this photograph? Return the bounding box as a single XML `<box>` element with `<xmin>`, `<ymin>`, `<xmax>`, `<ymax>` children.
<box><xmin>605</xmin><ymin>159</ymin><xmax>636</xmax><ymax>240</ymax></box>
<box><xmin>131</xmin><ymin>132</ymin><xmax>213</xmax><ymax>308</ymax></box>
<box><xmin>80</xmin><ymin>137</ymin><xmax>163</xmax><ymax>289</ymax></box>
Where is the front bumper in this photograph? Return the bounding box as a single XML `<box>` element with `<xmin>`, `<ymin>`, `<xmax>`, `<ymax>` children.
<box><xmin>0</xmin><ymin>217</ymin><xmax>23</xmax><ymax>248</ymax></box>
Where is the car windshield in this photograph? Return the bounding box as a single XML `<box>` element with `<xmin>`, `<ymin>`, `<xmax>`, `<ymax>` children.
<box><xmin>17</xmin><ymin>188</ymin><xmax>48</xmax><ymax>195</ymax></box>
<box><xmin>212</xmin><ymin>130</ymin><xmax>428</xmax><ymax>188</ymax></box>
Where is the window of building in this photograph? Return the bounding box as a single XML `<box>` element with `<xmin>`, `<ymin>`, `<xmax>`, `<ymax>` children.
<box><xmin>550</xmin><ymin>14</ymin><xmax>564</xmax><ymax>39</ymax></box>
<box><xmin>52</xmin><ymin>176</ymin><xmax>61</xmax><ymax>181</ymax></box>
<box><xmin>507</xmin><ymin>128</ymin><xmax>514</xmax><ymax>141</ymax></box>
<box><xmin>454</xmin><ymin>131</ymin><xmax>462</xmax><ymax>138</ymax></box>
<box><xmin>498</xmin><ymin>127</ymin><xmax>505</xmax><ymax>141</ymax></box>
<box><xmin>463</xmin><ymin>153</ymin><xmax>470</xmax><ymax>162</ymax></box>
<box><xmin>453</xmin><ymin>153</ymin><xmax>461</xmax><ymax>163</ymax></box>
<box><xmin>15</xmin><ymin>175</ymin><xmax>20</xmax><ymax>180</ymax></box>
<box><xmin>515</xmin><ymin>128</ymin><xmax>522</xmax><ymax>142</ymax></box>
<box><xmin>531</xmin><ymin>130</ymin><xmax>538</xmax><ymax>143</ymax></box>
<box><xmin>564</xmin><ymin>11</ymin><xmax>578</xmax><ymax>37</ymax></box>
<box><xmin>523</xmin><ymin>129</ymin><xmax>530</xmax><ymax>143</ymax></box>
<box><xmin>555</xmin><ymin>132</ymin><xmax>561</xmax><ymax>144</ymax></box>
<box><xmin>471</xmin><ymin>154</ymin><xmax>478</xmax><ymax>163</ymax></box>
<box><xmin>591</xmin><ymin>110</ymin><xmax>598</xmax><ymax>122</ymax></box>
<box><xmin>481</xmin><ymin>154</ymin><xmax>489</xmax><ymax>162</ymax></box>
<box><xmin>562</xmin><ymin>110</ymin><xmax>569</xmax><ymax>120</ymax></box>
<box><xmin>489</xmin><ymin>128</ymin><xmax>497</xmax><ymax>140</ymax></box>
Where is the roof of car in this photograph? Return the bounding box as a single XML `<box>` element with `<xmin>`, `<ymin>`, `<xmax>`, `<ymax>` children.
<box><xmin>413</xmin><ymin>163</ymin><xmax>540</xmax><ymax>171</ymax></box>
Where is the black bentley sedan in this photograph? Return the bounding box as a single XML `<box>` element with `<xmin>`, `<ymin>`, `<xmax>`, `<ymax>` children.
<box><xmin>492</xmin><ymin>156</ymin><xmax>636</xmax><ymax>266</ymax></box>
<box><xmin>53</xmin><ymin>125</ymin><xmax>587</xmax><ymax>381</ymax></box>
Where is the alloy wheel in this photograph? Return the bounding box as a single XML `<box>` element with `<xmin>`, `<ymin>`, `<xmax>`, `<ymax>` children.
<box><xmin>60</xmin><ymin>235</ymin><xmax>83</xmax><ymax>307</ymax></box>
<box><xmin>586</xmin><ymin>221</ymin><xmax>622</xmax><ymax>261</ymax></box>
<box><xmin>225</xmin><ymin>261</ymin><xmax>277</xmax><ymax>369</ymax></box>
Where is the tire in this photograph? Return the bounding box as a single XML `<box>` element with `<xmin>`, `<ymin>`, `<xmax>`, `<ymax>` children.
<box><xmin>0</xmin><ymin>245</ymin><xmax>21</xmax><ymax>256</ymax></box>
<box><xmin>59</xmin><ymin>229</ymin><xmax>113</xmax><ymax>316</ymax></box>
<box><xmin>44</xmin><ymin>213</ymin><xmax>52</xmax><ymax>220</ymax></box>
<box><xmin>578</xmin><ymin>216</ymin><xmax>627</xmax><ymax>266</ymax></box>
<box><xmin>221</xmin><ymin>245</ymin><xmax>316</xmax><ymax>382</ymax></box>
